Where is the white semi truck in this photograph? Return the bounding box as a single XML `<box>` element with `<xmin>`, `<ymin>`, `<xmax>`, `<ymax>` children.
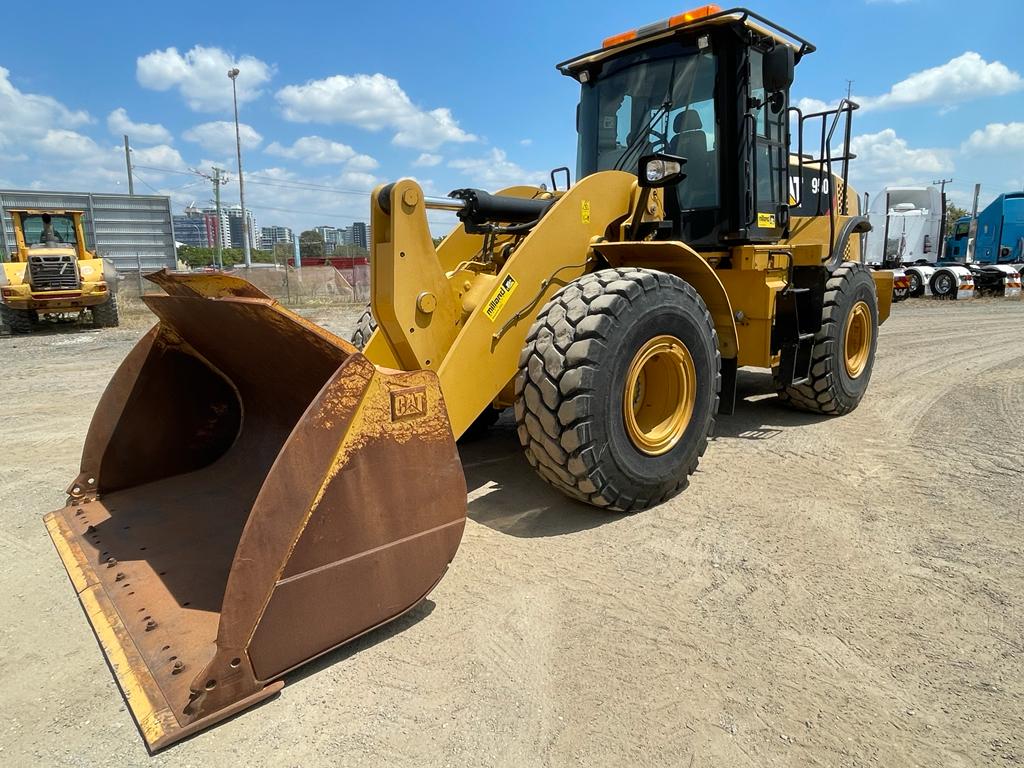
<box><xmin>864</xmin><ymin>185</ymin><xmax>1021</xmax><ymax>300</ymax></box>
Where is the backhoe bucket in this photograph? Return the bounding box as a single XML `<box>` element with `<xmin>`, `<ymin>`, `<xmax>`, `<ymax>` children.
<box><xmin>43</xmin><ymin>271</ymin><xmax>466</xmax><ymax>751</ymax></box>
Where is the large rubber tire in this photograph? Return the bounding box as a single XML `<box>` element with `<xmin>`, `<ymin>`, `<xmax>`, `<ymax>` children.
<box><xmin>930</xmin><ymin>269</ymin><xmax>956</xmax><ymax>299</ymax></box>
<box><xmin>907</xmin><ymin>270</ymin><xmax>924</xmax><ymax>298</ymax></box>
<box><xmin>1</xmin><ymin>304</ymin><xmax>34</xmax><ymax>334</ymax></box>
<box><xmin>349</xmin><ymin>304</ymin><xmax>503</xmax><ymax>438</ymax></box>
<box><xmin>92</xmin><ymin>294</ymin><xmax>120</xmax><ymax>327</ymax></box>
<box><xmin>350</xmin><ymin>305</ymin><xmax>376</xmax><ymax>349</ymax></box>
<box><xmin>776</xmin><ymin>262</ymin><xmax>878</xmax><ymax>415</ymax></box>
<box><xmin>515</xmin><ymin>268</ymin><xmax>720</xmax><ymax>512</ymax></box>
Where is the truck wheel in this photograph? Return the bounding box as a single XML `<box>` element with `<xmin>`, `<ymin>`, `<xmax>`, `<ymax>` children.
<box><xmin>907</xmin><ymin>271</ymin><xmax>924</xmax><ymax>297</ymax></box>
<box><xmin>930</xmin><ymin>270</ymin><xmax>956</xmax><ymax>299</ymax></box>
<box><xmin>515</xmin><ymin>268</ymin><xmax>720</xmax><ymax>512</ymax></box>
<box><xmin>350</xmin><ymin>305</ymin><xmax>376</xmax><ymax>349</ymax></box>
<box><xmin>92</xmin><ymin>295</ymin><xmax>120</xmax><ymax>327</ymax></box>
<box><xmin>350</xmin><ymin>305</ymin><xmax>502</xmax><ymax>439</ymax></box>
<box><xmin>1</xmin><ymin>304</ymin><xmax>34</xmax><ymax>334</ymax></box>
<box><xmin>776</xmin><ymin>262</ymin><xmax>878</xmax><ymax>415</ymax></box>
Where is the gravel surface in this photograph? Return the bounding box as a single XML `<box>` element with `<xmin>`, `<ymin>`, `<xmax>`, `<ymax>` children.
<box><xmin>1</xmin><ymin>298</ymin><xmax>1021</xmax><ymax>767</ymax></box>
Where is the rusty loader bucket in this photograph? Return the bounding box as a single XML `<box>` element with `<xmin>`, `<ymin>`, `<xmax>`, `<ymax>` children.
<box><xmin>43</xmin><ymin>272</ymin><xmax>467</xmax><ymax>750</ymax></box>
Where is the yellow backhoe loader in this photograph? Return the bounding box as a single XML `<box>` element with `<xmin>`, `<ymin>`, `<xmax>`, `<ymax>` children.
<box><xmin>43</xmin><ymin>5</ymin><xmax>890</xmax><ymax>750</ymax></box>
<box><xmin>1</xmin><ymin>209</ymin><xmax>119</xmax><ymax>332</ymax></box>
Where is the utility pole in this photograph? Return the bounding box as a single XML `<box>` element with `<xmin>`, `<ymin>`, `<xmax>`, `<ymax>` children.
<box><xmin>192</xmin><ymin>167</ymin><xmax>229</xmax><ymax>269</ymax></box>
<box><xmin>227</xmin><ymin>68</ymin><xmax>252</xmax><ymax>268</ymax></box>
<box><xmin>846</xmin><ymin>80</ymin><xmax>853</xmax><ymax>101</ymax></box>
<box><xmin>933</xmin><ymin>178</ymin><xmax>953</xmax><ymax>257</ymax></box>
<box><xmin>123</xmin><ymin>135</ymin><xmax>134</xmax><ymax>195</ymax></box>
<box><xmin>213</xmin><ymin>168</ymin><xmax>225</xmax><ymax>270</ymax></box>
<box><xmin>968</xmin><ymin>183</ymin><xmax>982</xmax><ymax>262</ymax></box>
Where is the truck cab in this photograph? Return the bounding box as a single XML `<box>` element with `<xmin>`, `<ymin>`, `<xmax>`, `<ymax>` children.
<box><xmin>1</xmin><ymin>209</ymin><xmax>119</xmax><ymax>332</ymax></box>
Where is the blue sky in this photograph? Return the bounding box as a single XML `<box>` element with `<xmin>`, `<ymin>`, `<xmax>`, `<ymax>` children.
<box><xmin>2</xmin><ymin>0</ymin><xmax>1022</xmax><ymax>235</ymax></box>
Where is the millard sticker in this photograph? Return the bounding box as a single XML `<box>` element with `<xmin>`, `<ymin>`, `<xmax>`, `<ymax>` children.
<box><xmin>484</xmin><ymin>274</ymin><xmax>518</xmax><ymax>322</ymax></box>
<box><xmin>581</xmin><ymin>199</ymin><xmax>591</xmax><ymax>224</ymax></box>
<box><xmin>390</xmin><ymin>386</ymin><xmax>427</xmax><ymax>421</ymax></box>
<box><xmin>757</xmin><ymin>212</ymin><xmax>777</xmax><ymax>228</ymax></box>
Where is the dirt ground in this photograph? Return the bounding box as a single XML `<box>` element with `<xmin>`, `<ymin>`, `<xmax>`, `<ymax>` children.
<box><xmin>1</xmin><ymin>297</ymin><xmax>1021</xmax><ymax>767</ymax></box>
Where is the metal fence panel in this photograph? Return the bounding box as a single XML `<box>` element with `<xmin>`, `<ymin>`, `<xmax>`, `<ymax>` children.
<box><xmin>0</xmin><ymin>190</ymin><xmax>175</xmax><ymax>273</ymax></box>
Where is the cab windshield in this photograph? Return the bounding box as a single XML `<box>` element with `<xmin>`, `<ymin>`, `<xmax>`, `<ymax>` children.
<box><xmin>21</xmin><ymin>214</ymin><xmax>78</xmax><ymax>248</ymax></box>
<box><xmin>577</xmin><ymin>42</ymin><xmax>719</xmax><ymax>210</ymax></box>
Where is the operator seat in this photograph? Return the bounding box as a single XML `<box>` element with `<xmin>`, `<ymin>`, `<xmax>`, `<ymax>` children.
<box><xmin>670</xmin><ymin>111</ymin><xmax>716</xmax><ymax>209</ymax></box>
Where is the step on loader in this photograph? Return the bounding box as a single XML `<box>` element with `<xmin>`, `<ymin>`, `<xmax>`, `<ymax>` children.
<box><xmin>44</xmin><ymin>5</ymin><xmax>891</xmax><ymax>750</ymax></box>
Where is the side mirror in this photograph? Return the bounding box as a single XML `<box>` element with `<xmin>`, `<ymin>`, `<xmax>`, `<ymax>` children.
<box><xmin>638</xmin><ymin>153</ymin><xmax>687</xmax><ymax>188</ymax></box>
<box><xmin>763</xmin><ymin>45</ymin><xmax>794</xmax><ymax>92</ymax></box>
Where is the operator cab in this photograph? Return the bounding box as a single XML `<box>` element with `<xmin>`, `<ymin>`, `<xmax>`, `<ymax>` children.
<box><xmin>560</xmin><ymin>5</ymin><xmax>809</xmax><ymax>249</ymax></box>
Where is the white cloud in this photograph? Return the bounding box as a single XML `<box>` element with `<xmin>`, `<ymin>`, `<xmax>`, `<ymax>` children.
<box><xmin>449</xmin><ymin>148</ymin><xmax>546</xmax><ymax>190</ymax></box>
<box><xmin>35</xmin><ymin>129</ymin><xmax>102</xmax><ymax>159</ymax></box>
<box><xmin>339</xmin><ymin>171</ymin><xmax>379</xmax><ymax>190</ymax></box>
<box><xmin>265</xmin><ymin>135</ymin><xmax>354</xmax><ymax>164</ymax></box>
<box><xmin>0</xmin><ymin>66</ymin><xmax>90</xmax><ymax>148</ymax></box>
<box><xmin>132</xmin><ymin>144</ymin><xmax>188</xmax><ymax>171</ymax></box>
<box><xmin>849</xmin><ymin>128</ymin><xmax>953</xmax><ymax>192</ymax></box>
<box><xmin>862</xmin><ymin>52</ymin><xmax>1022</xmax><ymax>111</ymax></box>
<box><xmin>346</xmin><ymin>153</ymin><xmax>379</xmax><ymax>171</ymax></box>
<box><xmin>136</xmin><ymin>45</ymin><xmax>273</xmax><ymax>112</ymax></box>
<box><xmin>519</xmin><ymin>138</ymin><xmax>533</xmax><ymax>147</ymax></box>
<box><xmin>266</xmin><ymin>135</ymin><xmax>352</xmax><ymax>164</ymax></box>
<box><xmin>107</xmin><ymin>107</ymin><xmax>172</xmax><ymax>144</ymax></box>
<box><xmin>183</xmin><ymin>121</ymin><xmax>262</xmax><ymax>155</ymax></box>
<box><xmin>265</xmin><ymin>135</ymin><xmax>379</xmax><ymax>173</ymax></box>
<box><xmin>796</xmin><ymin>52</ymin><xmax>1022</xmax><ymax>117</ymax></box>
<box><xmin>25</xmin><ymin>128</ymin><xmax>186</xmax><ymax>192</ymax></box>
<box><xmin>794</xmin><ymin>97</ymin><xmax>834</xmax><ymax>115</ymax></box>
<box><xmin>276</xmin><ymin>73</ymin><xmax>476</xmax><ymax>150</ymax></box>
<box><xmin>962</xmin><ymin>122</ymin><xmax>1024</xmax><ymax>153</ymax></box>
<box><xmin>413</xmin><ymin>152</ymin><xmax>442</xmax><ymax>167</ymax></box>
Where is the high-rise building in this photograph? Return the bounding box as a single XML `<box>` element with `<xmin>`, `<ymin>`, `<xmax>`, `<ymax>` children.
<box><xmin>260</xmin><ymin>225</ymin><xmax>293</xmax><ymax>250</ymax></box>
<box><xmin>227</xmin><ymin>205</ymin><xmax>257</xmax><ymax>252</ymax></box>
<box><xmin>350</xmin><ymin>222</ymin><xmax>368</xmax><ymax>249</ymax></box>
<box><xmin>173</xmin><ymin>215</ymin><xmax>209</xmax><ymax>247</ymax></box>
<box><xmin>313</xmin><ymin>225</ymin><xmax>341</xmax><ymax>253</ymax></box>
<box><xmin>173</xmin><ymin>205</ymin><xmax>220</xmax><ymax>248</ymax></box>
<box><xmin>201</xmin><ymin>204</ymin><xmax>257</xmax><ymax>251</ymax></box>
<box><xmin>201</xmin><ymin>206</ymin><xmax>231</xmax><ymax>248</ymax></box>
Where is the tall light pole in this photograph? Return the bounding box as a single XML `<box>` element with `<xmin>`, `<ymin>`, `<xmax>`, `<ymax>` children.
<box><xmin>227</xmin><ymin>67</ymin><xmax>252</xmax><ymax>267</ymax></box>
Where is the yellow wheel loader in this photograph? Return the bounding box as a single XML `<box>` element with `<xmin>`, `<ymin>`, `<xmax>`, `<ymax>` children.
<box><xmin>42</xmin><ymin>5</ymin><xmax>891</xmax><ymax>750</ymax></box>
<box><xmin>1</xmin><ymin>209</ymin><xmax>119</xmax><ymax>332</ymax></box>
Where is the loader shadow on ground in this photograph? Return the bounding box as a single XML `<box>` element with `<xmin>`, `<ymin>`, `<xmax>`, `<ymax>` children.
<box><xmin>459</xmin><ymin>417</ymin><xmax>627</xmax><ymax>539</ymax></box>
<box><xmin>713</xmin><ymin>368</ymin><xmax>831</xmax><ymax>439</ymax></box>
<box><xmin>158</xmin><ymin>600</ymin><xmax>438</xmax><ymax>753</ymax></box>
<box><xmin>283</xmin><ymin>599</ymin><xmax>437</xmax><ymax>686</ymax></box>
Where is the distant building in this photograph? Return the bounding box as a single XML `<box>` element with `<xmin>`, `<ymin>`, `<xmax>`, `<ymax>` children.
<box><xmin>227</xmin><ymin>205</ymin><xmax>257</xmax><ymax>252</ymax></box>
<box><xmin>260</xmin><ymin>225</ymin><xmax>293</xmax><ymax>250</ymax></box>
<box><xmin>200</xmin><ymin>204</ymin><xmax>257</xmax><ymax>250</ymax></box>
<box><xmin>314</xmin><ymin>225</ymin><xmax>340</xmax><ymax>253</ymax></box>
<box><xmin>350</xmin><ymin>222</ymin><xmax>368</xmax><ymax>249</ymax></box>
<box><xmin>173</xmin><ymin>214</ymin><xmax>209</xmax><ymax>247</ymax></box>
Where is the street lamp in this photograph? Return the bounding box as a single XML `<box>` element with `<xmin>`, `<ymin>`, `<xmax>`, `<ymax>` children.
<box><xmin>227</xmin><ymin>67</ymin><xmax>252</xmax><ymax>268</ymax></box>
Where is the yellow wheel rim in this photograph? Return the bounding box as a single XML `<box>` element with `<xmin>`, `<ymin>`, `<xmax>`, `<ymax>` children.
<box><xmin>844</xmin><ymin>301</ymin><xmax>872</xmax><ymax>379</ymax></box>
<box><xmin>623</xmin><ymin>335</ymin><xmax>696</xmax><ymax>456</ymax></box>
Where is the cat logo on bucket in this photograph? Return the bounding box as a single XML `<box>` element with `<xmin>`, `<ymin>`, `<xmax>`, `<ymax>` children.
<box><xmin>390</xmin><ymin>386</ymin><xmax>427</xmax><ymax>421</ymax></box>
<box><xmin>484</xmin><ymin>274</ymin><xmax>519</xmax><ymax>322</ymax></box>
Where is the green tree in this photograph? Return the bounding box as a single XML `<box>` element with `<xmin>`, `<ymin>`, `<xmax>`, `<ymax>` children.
<box><xmin>944</xmin><ymin>204</ymin><xmax>969</xmax><ymax>237</ymax></box>
<box><xmin>273</xmin><ymin>242</ymin><xmax>295</xmax><ymax>265</ymax></box>
<box><xmin>176</xmin><ymin>245</ymin><xmax>244</xmax><ymax>269</ymax></box>
<box><xmin>299</xmin><ymin>230</ymin><xmax>325</xmax><ymax>259</ymax></box>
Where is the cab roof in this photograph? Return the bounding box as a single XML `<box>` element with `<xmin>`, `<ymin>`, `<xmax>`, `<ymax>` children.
<box><xmin>557</xmin><ymin>6</ymin><xmax>814</xmax><ymax>79</ymax></box>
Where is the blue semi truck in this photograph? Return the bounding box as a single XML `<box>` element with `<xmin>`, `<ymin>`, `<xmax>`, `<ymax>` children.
<box><xmin>938</xmin><ymin>191</ymin><xmax>1024</xmax><ymax>297</ymax></box>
